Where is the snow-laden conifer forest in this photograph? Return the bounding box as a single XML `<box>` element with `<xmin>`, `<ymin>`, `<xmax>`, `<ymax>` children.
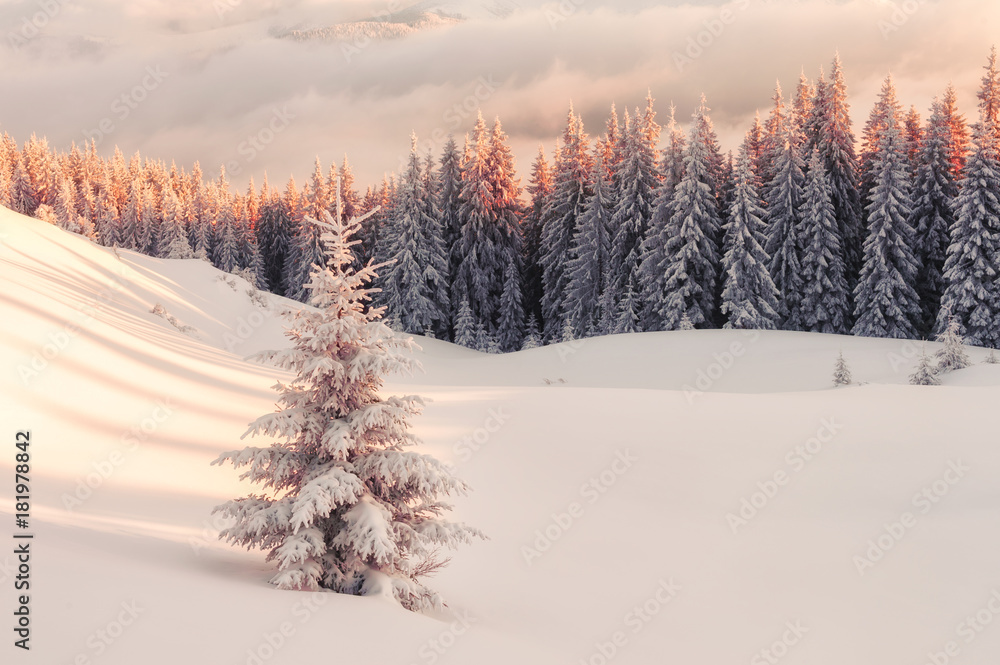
<box><xmin>5</xmin><ymin>1</ymin><xmax>1000</xmax><ymax>662</ymax></box>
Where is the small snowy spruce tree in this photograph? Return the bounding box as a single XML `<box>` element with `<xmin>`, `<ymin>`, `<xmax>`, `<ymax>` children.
<box><xmin>935</xmin><ymin>315</ymin><xmax>970</xmax><ymax>372</ymax></box>
<box><xmin>212</xmin><ymin>208</ymin><xmax>482</xmax><ymax>612</ymax></box>
<box><xmin>453</xmin><ymin>298</ymin><xmax>478</xmax><ymax>350</ymax></box>
<box><xmin>833</xmin><ymin>351</ymin><xmax>852</xmax><ymax>386</ymax></box>
<box><xmin>909</xmin><ymin>345</ymin><xmax>940</xmax><ymax>385</ymax></box>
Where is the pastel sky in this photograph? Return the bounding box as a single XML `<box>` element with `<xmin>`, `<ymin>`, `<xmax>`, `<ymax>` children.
<box><xmin>0</xmin><ymin>0</ymin><xmax>997</xmax><ymax>190</ymax></box>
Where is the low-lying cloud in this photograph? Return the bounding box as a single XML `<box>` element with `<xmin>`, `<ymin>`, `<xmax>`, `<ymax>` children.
<box><xmin>0</xmin><ymin>0</ymin><xmax>995</xmax><ymax>191</ymax></box>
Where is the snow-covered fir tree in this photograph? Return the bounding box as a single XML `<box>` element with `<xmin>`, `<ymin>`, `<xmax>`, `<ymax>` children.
<box><xmin>833</xmin><ymin>351</ymin><xmax>852</xmax><ymax>386</ymax></box>
<box><xmin>941</xmin><ymin>83</ymin><xmax>971</xmax><ymax>182</ymax></box>
<box><xmin>522</xmin><ymin>146</ymin><xmax>553</xmax><ymax>328</ymax></box>
<box><xmin>938</xmin><ymin>48</ymin><xmax>1000</xmax><ymax>347</ymax></box>
<box><xmin>496</xmin><ymin>259</ymin><xmax>524</xmax><ymax>352</ymax></box>
<box><xmin>212</xmin><ymin>191</ymin><xmax>241</xmax><ymax>274</ymax></box>
<box><xmin>540</xmin><ymin>106</ymin><xmax>592</xmax><ymax>338</ymax></box>
<box><xmin>607</xmin><ymin>93</ymin><xmax>660</xmax><ymax>311</ymax></box>
<box><xmin>852</xmin><ymin>81</ymin><xmax>921</xmax><ymax>340</ymax></box>
<box><xmin>380</xmin><ymin>135</ymin><xmax>450</xmax><ymax>336</ymax></box>
<box><xmin>565</xmin><ymin>148</ymin><xmax>613</xmax><ymax>335</ymax></box>
<box><xmin>613</xmin><ymin>277</ymin><xmax>641</xmax><ymax>334</ymax></box>
<box><xmin>720</xmin><ymin>145</ymin><xmax>780</xmax><ymax>330</ymax></box>
<box><xmin>286</xmin><ymin>202</ymin><xmax>327</xmax><ymax>302</ymax></box>
<box><xmin>860</xmin><ymin>76</ymin><xmax>905</xmax><ymax>227</ymax></box>
<box><xmin>521</xmin><ymin>314</ymin><xmax>541</xmax><ymax>350</ymax></box>
<box><xmin>212</xmin><ymin>208</ymin><xmax>482</xmax><ymax>611</ymax></box>
<box><xmin>911</xmin><ymin>96</ymin><xmax>959</xmax><ymax>336</ymax></box>
<box><xmin>437</xmin><ymin>136</ymin><xmax>463</xmax><ymax>309</ymax></box>
<box><xmin>256</xmin><ymin>178</ymin><xmax>293</xmax><ymax>297</ymax></box>
<box><xmin>159</xmin><ymin>189</ymin><xmax>194</xmax><ymax>259</ymax></box>
<box><xmin>647</xmin><ymin>95</ymin><xmax>721</xmax><ymax>330</ymax></box>
<box><xmin>764</xmin><ymin>127</ymin><xmax>806</xmax><ymax>329</ymax></box>
<box><xmin>798</xmin><ymin>147</ymin><xmax>849</xmax><ymax>333</ymax></box>
<box><xmin>638</xmin><ymin>104</ymin><xmax>686</xmax><ymax>331</ymax></box>
<box><xmin>453</xmin><ymin>298</ymin><xmax>478</xmax><ymax>349</ymax></box>
<box><xmin>812</xmin><ymin>53</ymin><xmax>863</xmax><ymax>295</ymax></box>
<box><xmin>909</xmin><ymin>346</ymin><xmax>940</xmax><ymax>385</ymax></box>
<box><xmin>935</xmin><ymin>315</ymin><xmax>970</xmax><ymax>372</ymax></box>
<box><xmin>452</xmin><ymin>115</ymin><xmax>522</xmax><ymax>337</ymax></box>
<box><xmin>761</xmin><ymin>81</ymin><xmax>787</xmax><ymax>190</ymax></box>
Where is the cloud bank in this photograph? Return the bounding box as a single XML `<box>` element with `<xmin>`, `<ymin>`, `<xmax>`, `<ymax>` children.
<box><xmin>0</xmin><ymin>0</ymin><xmax>996</xmax><ymax>190</ymax></box>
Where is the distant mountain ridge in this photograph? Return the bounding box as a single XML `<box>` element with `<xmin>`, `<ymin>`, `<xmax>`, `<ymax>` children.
<box><xmin>277</xmin><ymin>0</ymin><xmax>522</xmax><ymax>44</ymax></box>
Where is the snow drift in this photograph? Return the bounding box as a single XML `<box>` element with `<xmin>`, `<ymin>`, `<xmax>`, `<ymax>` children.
<box><xmin>2</xmin><ymin>206</ymin><xmax>1000</xmax><ymax>664</ymax></box>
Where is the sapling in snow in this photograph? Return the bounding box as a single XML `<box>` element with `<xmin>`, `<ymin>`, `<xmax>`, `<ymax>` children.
<box><xmin>212</xmin><ymin>203</ymin><xmax>482</xmax><ymax>612</ymax></box>
<box><xmin>909</xmin><ymin>345</ymin><xmax>941</xmax><ymax>385</ymax></box>
<box><xmin>833</xmin><ymin>351</ymin><xmax>852</xmax><ymax>386</ymax></box>
<box><xmin>935</xmin><ymin>315</ymin><xmax>970</xmax><ymax>373</ymax></box>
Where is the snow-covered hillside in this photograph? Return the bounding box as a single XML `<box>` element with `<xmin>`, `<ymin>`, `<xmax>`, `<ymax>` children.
<box><xmin>3</xmin><ymin>206</ymin><xmax>1000</xmax><ymax>664</ymax></box>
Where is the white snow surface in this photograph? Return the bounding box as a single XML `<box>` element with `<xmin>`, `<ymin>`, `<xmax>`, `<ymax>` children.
<box><xmin>2</xmin><ymin>206</ymin><xmax>1000</xmax><ymax>663</ymax></box>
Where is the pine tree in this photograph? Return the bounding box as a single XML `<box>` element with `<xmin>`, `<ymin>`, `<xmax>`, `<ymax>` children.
<box><xmin>565</xmin><ymin>149</ymin><xmax>613</xmax><ymax>335</ymax></box>
<box><xmin>764</xmin><ymin>128</ymin><xmax>806</xmax><ymax>329</ymax></box>
<box><xmin>438</xmin><ymin>136</ymin><xmax>463</xmax><ymax>295</ymax></box>
<box><xmin>121</xmin><ymin>179</ymin><xmax>143</xmax><ymax>250</ymax></box>
<box><xmin>540</xmin><ymin>106</ymin><xmax>592</xmax><ymax>337</ymax></box>
<box><xmin>560</xmin><ymin>317</ymin><xmax>576</xmax><ymax>343</ymax></box>
<box><xmin>521</xmin><ymin>314</ymin><xmax>541</xmax><ymax>350</ymax></box>
<box><xmin>287</xmin><ymin>204</ymin><xmax>327</xmax><ymax>303</ymax></box>
<box><xmin>53</xmin><ymin>179</ymin><xmax>76</xmax><ymax>231</ymax></box>
<box><xmin>638</xmin><ymin>104</ymin><xmax>686</xmax><ymax>331</ymax></box>
<box><xmin>935</xmin><ymin>315</ymin><xmax>971</xmax><ymax>372</ymax></box>
<box><xmin>745</xmin><ymin>111</ymin><xmax>766</xmax><ymax>190</ymax></box>
<box><xmin>257</xmin><ymin>177</ymin><xmax>293</xmax><ymax>297</ymax></box>
<box><xmin>452</xmin><ymin>115</ymin><xmax>522</xmax><ymax>336</ymax></box>
<box><xmin>212</xmin><ymin>192</ymin><xmax>241</xmax><ymax>274</ymax></box>
<box><xmin>339</xmin><ymin>157</ymin><xmax>361</xmax><ymax>224</ymax></box>
<box><xmin>95</xmin><ymin>188</ymin><xmax>121</xmax><ymax>248</ymax></box>
<box><xmin>522</xmin><ymin>146</ymin><xmax>552</xmax><ymax>328</ymax></box>
<box><xmin>655</xmin><ymin>96</ymin><xmax>722</xmax><ymax>329</ymax></box>
<box><xmin>761</xmin><ymin>81</ymin><xmax>787</xmax><ymax>189</ymax></box>
<box><xmin>833</xmin><ymin>351</ymin><xmax>852</xmax><ymax>386</ymax></box>
<box><xmin>852</xmin><ymin>83</ymin><xmax>921</xmax><ymax>340</ymax></box>
<box><xmin>911</xmin><ymin>97</ymin><xmax>958</xmax><ymax>335</ymax></box>
<box><xmin>941</xmin><ymin>84</ymin><xmax>971</xmax><ymax>182</ymax></box>
<box><xmin>160</xmin><ymin>189</ymin><xmax>194</xmax><ymax>259</ymax></box>
<box><xmin>938</xmin><ymin>49</ymin><xmax>1000</xmax><ymax>347</ymax></box>
<box><xmin>904</xmin><ymin>106</ymin><xmax>923</xmax><ymax>178</ymax></box>
<box><xmin>909</xmin><ymin>346</ymin><xmax>940</xmax><ymax>385</ymax></box>
<box><xmin>607</xmin><ymin>93</ymin><xmax>660</xmax><ymax>311</ymax></box>
<box><xmin>720</xmin><ymin>145</ymin><xmax>780</xmax><ymax>330</ymax></box>
<box><xmin>613</xmin><ymin>278</ymin><xmax>641</xmax><ymax>334</ymax></box>
<box><xmin>9</xmin><ymin>156</ymin><xmax>33</xmax><ymax>216</ymax></box>
<box><xmin>496</xmin><ymin>259</ymin><xmax>524</xmax><ymax>351</ymax></box>
<box><xmin>381</xmin><ymin>136</ymin><xmax>450</xmax><ymax>335</ymax></box>
<box><xmin>860</xmin><ymin>76</ymin><xmax>904</xmax><ymax>223</ymax></box>
<box><xmin>798</xmin><ymin>148</ymin><xmax>849</xmax><ymax>333</ymax></box>
<box><xmin>792</xmin><ymin>70</ymin><xmax>815</xmax><ymax>150</ymax></box>
<box><xmin>813</xmin><ymin>53</ymin><xmax>863</xmax><ymax>296</ymax></box>
<box><xmin>213</xmin><ymin>208</ymin><xmax>482</xmax><ymax>611</ymax></box>
<box><xmin>453</xmin><ymin>298</ymin><xmax>477</xmax><ymax>349</ymax></box>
